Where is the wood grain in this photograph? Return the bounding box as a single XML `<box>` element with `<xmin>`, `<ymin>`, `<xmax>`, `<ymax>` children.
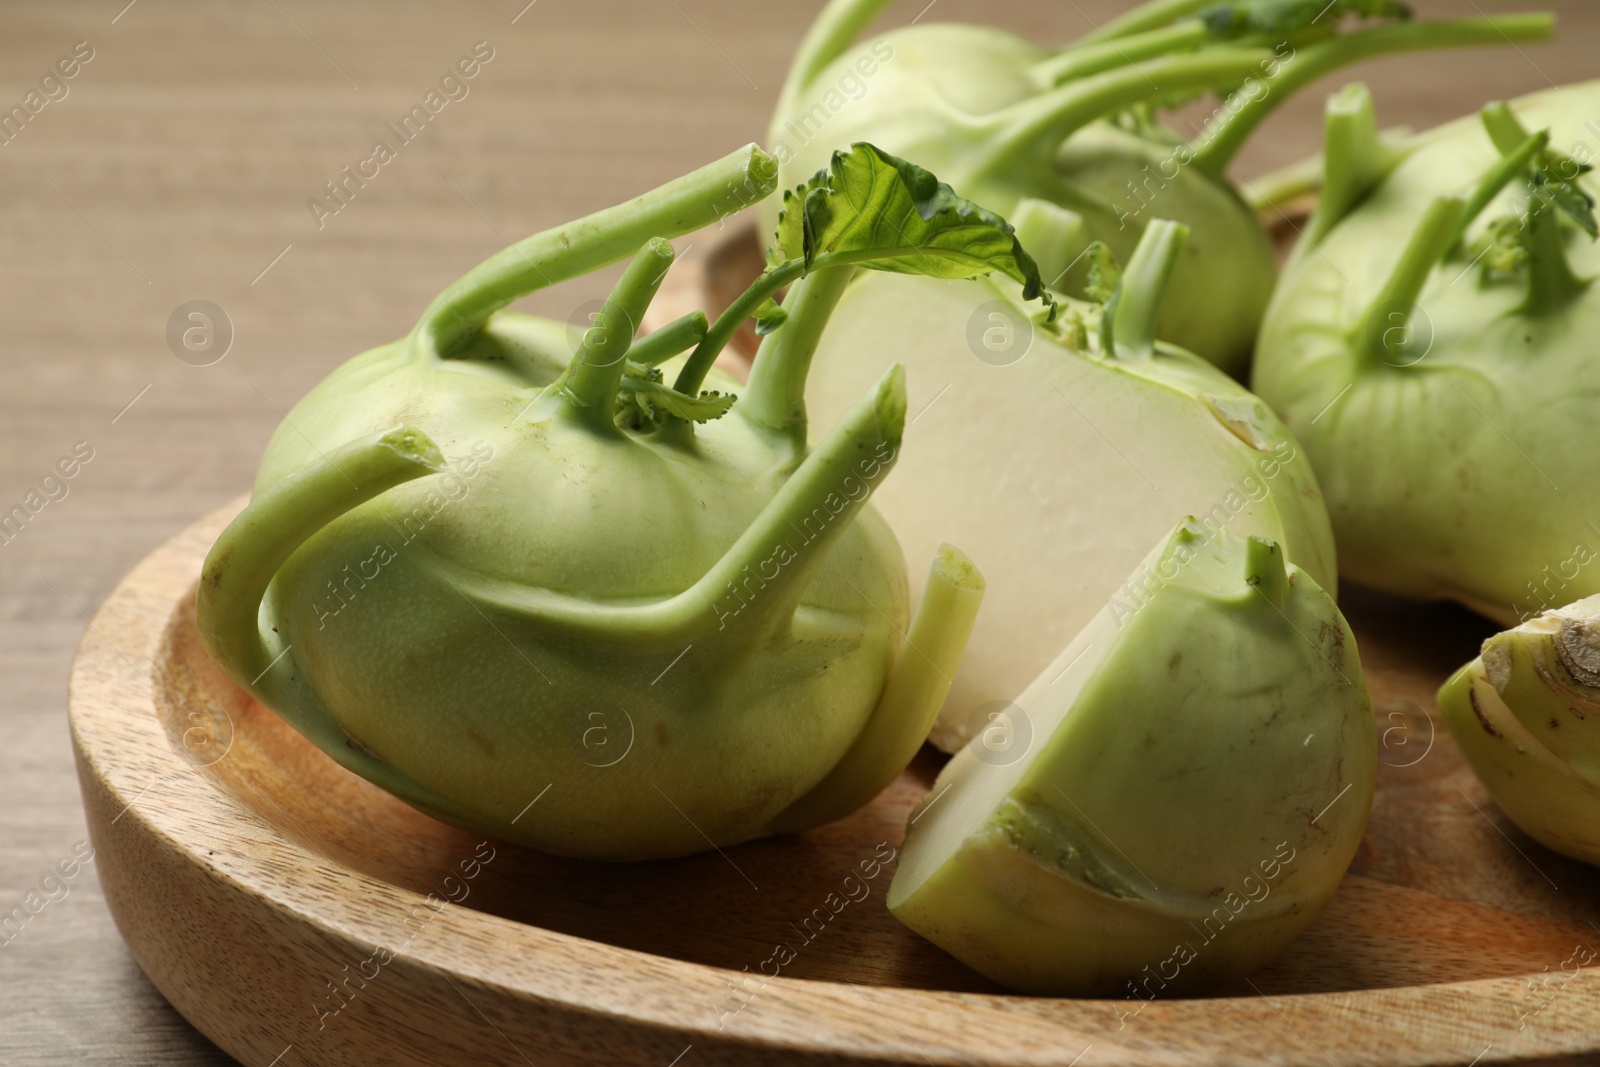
<box><xmin>12</xmin><ymin>1</ymin><xmax>1600</xmax><ymax>1064</ymax></box>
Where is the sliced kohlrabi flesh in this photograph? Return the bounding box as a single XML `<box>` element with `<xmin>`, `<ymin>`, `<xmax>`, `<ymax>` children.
<box><xmin>803</xmin><ymin>269</ymin><xmax>1335</xmax><ymax>743</ymax></box>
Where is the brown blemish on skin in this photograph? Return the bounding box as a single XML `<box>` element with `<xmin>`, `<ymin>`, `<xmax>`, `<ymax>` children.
<box><xmin>340</xmin><ymin>724</ymin><xmax>385</xmax><ymax>762</ymax></box>
<box><xmin>1469</xmin><ymin>689</ymin><xmax>1500</xmax><ymax>737</ymax></box>
<box><xmin>654</xmin><ymin>721</ymin><xmax>670</xmax><ymax>748</ymax></box>
<box><xmin>1168</xmin><ymin>652</ymin><xmax>1182</xmax><ymax>674</ymax></box>
<box><xmin>1317</xmin><ymin>619</ymin><xmax>1346</xmax><ymax>663</ymax></box>
<box><xmin>204</xmin><ymin>545</ymin><xmax>233</xmax><ymax>588</ymax></box>
<box><xmin>467</xmin><ymin>728</ymin><xmax>496</xmax><ymax>757</ymax></box>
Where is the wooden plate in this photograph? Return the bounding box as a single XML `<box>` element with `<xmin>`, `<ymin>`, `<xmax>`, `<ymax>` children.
<box><xmin>70</xmin><ymin>225</ymin><xmax>1600</xmax><ymax>1066</ymax></box>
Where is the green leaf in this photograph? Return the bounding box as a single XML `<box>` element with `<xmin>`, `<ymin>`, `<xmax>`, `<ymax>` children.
<box><xmin>617</xmin><ymin>375</ymin><xmax>736</xmax><ymax>426</ymax></box>
<box><xmin>1472</xmin><ymin>110</ymin><xmax>1594</xmax><ymax>313</ymax></box>
<box><xmin>771</xmin><ymin>176</ymin><xmax>816</xmax><ymax>270</ymax></box>
<box><xmin>1472</xmin><ymin>214</ymin><xmax>1529</xmax><ymax>278</ymax></box>
<box><xmin>1083</xmin><ymin>242</ymin><xmax>1122</xmax><ymax>304</ymax></box>
<box><xmin>1478</xmin><ymin>104</ymin><xmax>1598</xmax><ymax>249</ymax></box>
<box><xmin>1113</xmin><ymin>99</ymin><xmax>1204</xmax><ymax>139</ymax></box>
<box><xmin>1059</xmin><ymin>308</ymin><xmax>1091</xmax><ymax>352</ymax></box>
<box><xmin>1081</xmin><ymin>241</ymin><xmax>1125</xmax><ymax>356</ymax></box>
<box><xmin>773</xmin><ymin>143</ymin><xmax>1057</xmax><ymax>317</ymax></box>
<box><xmin>753</xmin><ymin>297</ymin><xmax>789</xmax><ymax>336</ymax></box>
<box><xmin>623</xmin><ymin>361</ymin><xmax>664</xmax><ymax>382</ymax></box>
<box><xmin>1531</xmin><ymin>160</ymin><xmax>1598</xmax><ymax>239</ymax></box>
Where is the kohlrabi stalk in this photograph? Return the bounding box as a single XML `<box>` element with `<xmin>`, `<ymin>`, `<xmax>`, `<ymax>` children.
<box><xmin>1083</xmin><ymin>0</ymin><xmax>1214</xmax><ymax>43</ymax></box>
<box><xmin>1187</xmin><ymin>13</ymin><xmax>1553</xmax><ymax>179</ymax></box>
<box><xmin>1253</xmin><ymin>83</ymin><xmax>1600</xmax><ymax>625</ymax></box>
<box><xmin>622</xmin><ymin>309</ymin><xmax>709</xmax><ymax>367</ymax></box>
<box><xmin>693</xmin><ymin>142</ymin><xmax>1059</xmax><ymax>456</ymax></box>
<box><xmin>888</xmin><ymin>519</ymin><xmax>1375</xmax><ymax>995</ymax></box>
<box><xmin>766</xmin><ymin>0</ymin><xmax>1554</xmax><ymax>375</ymax></box>
<box><xmin>1300</xmin><ymin>82</ymin><xmax>1404</xmax><ymax>246</ymax></box>
<box><xmin>419</xmin><ymin>144</ymin><xmax>775</xmax><ymax>358</ymax></box>
<box><xmin>768</xmin><ymin>543</ymin><xmax>985</xmax><ymax>834</ymax></box>
<box><xmin>736</xmin><ymin>268</ymin><xmax>858</xmax><ymax>452</ymax></box>
<box><xmin>551</xmin><ymin>238</ymin><xmax>678</xmax><ymax>434</ymax></box>
<box><xmin>197</xmin><ymin>144</ymin><xmax>1046</xmax><ymax>860</ymax></box>
<box><xmin>1439</xmin><ymin>595</ymin><xmax>1600</xmax><ymax>868</ymax></box>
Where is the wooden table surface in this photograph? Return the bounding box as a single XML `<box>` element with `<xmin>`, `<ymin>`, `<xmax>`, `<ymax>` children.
<box><xmin>2</xmin><ymin>2</ymin><xmax>1595</xmax><ymax>1064</ymax></box>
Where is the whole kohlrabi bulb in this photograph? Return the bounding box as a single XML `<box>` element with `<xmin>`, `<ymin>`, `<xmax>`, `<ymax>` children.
<box><xmin>1439</xmin><ymin>594</ymin><xmax>1600</xmax><ymax>867</ymax></box>
<box><xmin>195</xmin><ymin>145</ymin><xmax>1047</xmax><ymax>860</ymax></box>
<box><xmin>802</xmin><ymin>218</ymin><xmax>1336</xmax><ymax>749</ymax></box>
<box><xmin>765</xmin><ymin>0</ymin><xmax>1552</xmax><ymax>376</ymax></box>
<box><xmin>1253</xmin><ymin>82</ymin><xmax>1600</xmax><ymax>625</ymax></box>
<box><xmin>888</xmin><ymin>519</ymin><xmax>1376</xmax><ymax>995</ymax></box>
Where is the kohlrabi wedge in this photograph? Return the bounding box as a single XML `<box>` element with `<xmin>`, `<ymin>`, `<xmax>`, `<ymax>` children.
<box><xmin>1439</xmin><ymin>595</ymin><xmax>1600</xmax><ymax>868</ymax></box>
<box><xmin>196</xmin><ymin>145</ymin><xmax>1043</xmax><ymax>860</ymax></box>
<box><xmin>1254</xmin><ymin>83</ymin><xmax>1600</xmax><ymax>626</ymax></box>
<box><xmin>766</xmin><ymin>0</ymin><xmax>1554</xmax><ymax>375</ymax></box>
<box><xmin>798</xmin><ymin>194</ymin><xmax>1334</xmax><ymax>750</ymax></box>
<box><xmin>888</xmin><ymin>519</ymin><xmax>1375</xmax><ymax>996</ymax></box>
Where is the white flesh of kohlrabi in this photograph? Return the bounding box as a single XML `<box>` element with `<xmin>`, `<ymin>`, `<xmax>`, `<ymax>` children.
<box><xmin>802</xmin><ymin>225</ymin><xmax>1334</xmax><ymax>746</ymax></box>
<box><xmin>891</xmin><ymin>577</ymin><xmax>1123</xmax><ymax>897</ymax></box>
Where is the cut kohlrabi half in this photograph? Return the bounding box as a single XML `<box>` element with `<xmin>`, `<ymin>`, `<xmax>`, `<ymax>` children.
<box><xmin>799</xmin><ymin>202</ymin><xmax>1335</xmax><ymax>748</ymax></box>
<box><xmin>888</xmin><ymin>519</ymin><xmax>1375</xmax><ymax>996</ymax></box>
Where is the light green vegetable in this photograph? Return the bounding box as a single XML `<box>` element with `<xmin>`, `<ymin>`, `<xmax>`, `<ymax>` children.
<box><xmin>888</xmin><ymin>519</ymin><xmax>1375</xmax><ymax>996</ymax></box>
<box><xmin>1253</xmin><ymin>83</ymin><xmax>1600</xmax><ymax>625</ymax></box>
<box><xmin>767</xmin><ymin>0</ymin><xmax>1553</xmax><ymax>375</ymax></box>
<box><xmin>195</xmin><ymin>144</ymin><xmax>1047</xmax><ymax>860</ymax></box>
<box><xmin>1439</xmin><ymin>595</ymin><xmax>1600</xmax><ymax>868</ymax></box>
<box><xmin>801</xmin><ymin>215</ymin><xmax>1335</xmax><ymax>749</ymax></box>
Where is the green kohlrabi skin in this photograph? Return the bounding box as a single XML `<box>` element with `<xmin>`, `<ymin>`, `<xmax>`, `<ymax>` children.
<box><xmin>766</xmin><ymin>0</ymin><xmax>1554</xmax><ymax>376</ymax></box>
<box><xmin>247</xmin><ymin>324</ymin><xmax>909</xmax><ymax>861</ymax></box>
<box><xmin>767</xmin><ymin>21</ymin><xmax>1275</xmax><ymax>374</ymax></box>
<box><xmin>195</xmin><ymin>144</ymin><xmax>1026</xmax><ymax>861</ymax></box>
<box><xmin>802</xmin><ymin>218</ymin><xmax>1336</xmax><ymax>748</ymax></box>
<box><xmin>1438</xmin><ymin>594</ymin><xmax>1600</xmax><ymax>867</ymax></box>
<box><xmin>1253</xmin><ymin>82</ymin><xmax>1600</xmax><ymax>626</ymax></box>
<box><xmin>888</xmin><ymin>520</ymin><xmax>1375</xmax><ymax>996</ymax></box>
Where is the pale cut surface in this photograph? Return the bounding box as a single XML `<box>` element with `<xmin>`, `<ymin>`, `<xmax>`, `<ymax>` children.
<box><xmin>805</xmin><ymin>272</ymin><xmax>1329</xmax><ymax>726</ymax></box>
<box><xmin>889</xmin><ymin>560</ymin><xmax>1130</xmax><ymax>905</ymax></box>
